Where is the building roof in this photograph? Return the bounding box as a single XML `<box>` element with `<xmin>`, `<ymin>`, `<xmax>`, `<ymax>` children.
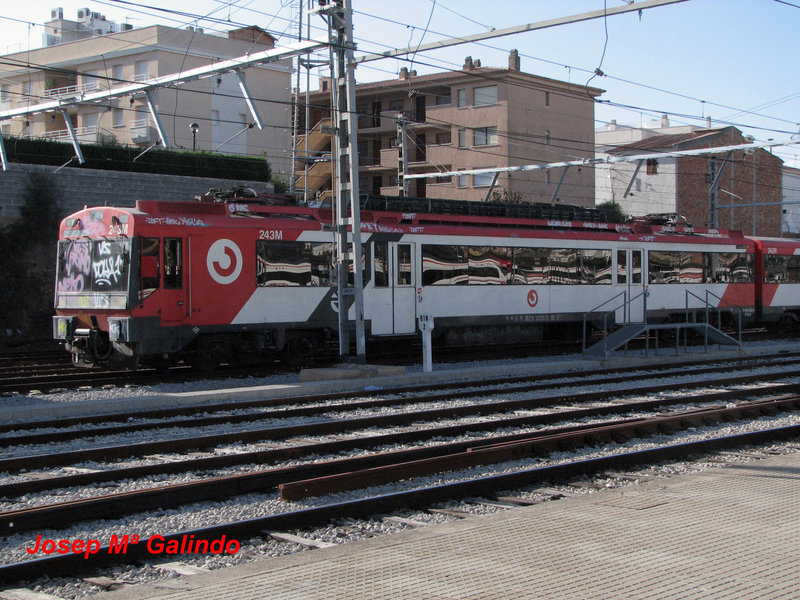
<box><xmin>308</xmin><ymin>64</ymin><xmax>604</xmax><ymax>99</ymax></box>
<box><xmin>605</xmin><ymin>128</ymin><xmax>732</xmax><ymax>154</ymax></box>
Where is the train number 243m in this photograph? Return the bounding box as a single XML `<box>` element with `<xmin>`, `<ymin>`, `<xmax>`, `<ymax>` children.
<box><xmin>258</xmin><ymin>230</ymin><xmax>283</xmax><ymax>240</ymax></box>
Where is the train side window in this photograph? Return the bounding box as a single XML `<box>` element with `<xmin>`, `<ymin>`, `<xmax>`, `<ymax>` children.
<box><xmin>617</xmin><ymin>250</ymin><xmax>627</xmax><ymax>284</ymax></box>
<box><xmin>631</xmin><ymin>251</ymin><xmax>642</xmax><ymax>284</ymax></box>
<box><xmin>648</xmin><ymin>251</ymin><xmax>678</xmax><ymax>284</ymax></box>
<box><xmin>764</xmin><ymin>255</ymin><xmax>797</xmax><ymax>284</ymax></box>
<box><xmin>374</xmin><ymin>242</ymin><xmax>389</xmax><ymax>287</ymax></box>
<box><xmin>257</xmin><ymin>242</ymin><xmax>311</xmax><ymax>286</ymax></box>
<box><xmin>346</xmin><ymin>243</ymin><xmax>367</xmax><ymax>287</ymax></box>
<box><xmin>140</xmin><ymin>237</ymin><xmax>160</xmax><ymax>301</ymax></box>
<box><xmin>513</xmin><ymin>248</ymin><xmax>548</xmax><ymax>284</ymax></box>
<box><xmin>397</xmin><ymin>244</ymin><xmax>412</xmax><ymax>286</ymax></box>
<box><xmin>469</xmin><ymin>246</ymin><xmax>511</xmax><ymax>284</ymax></box>
<box><xmin>549</xmin><ymin>249</ymin><xmax>580</xmax><ymax>284</ymax></box>
<box><xmin>787</xmin><ymin>255</ymin><xmax>800</xmax><ymax>283</ymax></box>
<box><xmin>422</xmin><ymin>245</ymin><xmax>467</xmax><ymax>285</ymax></box>
<box><xmin>580</xmin><ymin>250</ymin><xmax>612</xmax><ymax>285</ymax></box>
<box><xmin>164</xmin><ymin>238</ymin><xmax>183</xmax><ymax>289</ymax></box>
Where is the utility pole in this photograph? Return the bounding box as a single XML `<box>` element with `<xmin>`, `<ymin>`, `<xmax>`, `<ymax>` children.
<box><xmin>318</xmin><ymin>0</ymin><xmax>366</xmax><ymax>362</ymax></box>
<box><xmin>289</xmin><ymin>0</ymin><xmax>303</xmax><ymax>198</ymax></box>
<box><xmin>708</xmin><ymin>159</ymin><xmax>718</xmax><ymax>229</ymax></box>
<box><xmin>395</xmin><ymin>112</ymin><xmax>409</xmax><ymax>196</ymax></box>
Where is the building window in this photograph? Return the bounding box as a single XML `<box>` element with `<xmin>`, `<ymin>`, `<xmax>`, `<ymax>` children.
<box><xmin>473</xmin><ymin>170</ymin><xmax>495</xmax><ymax>187</ymax></box>
<box><xmin>457</xmin><ymin>88</ymin><xmax>466</xmax><ymax>108</ymax></box>
<box><xmin>435</xmin><ymin>92</ymin><xmax>451</xmax><ymax>105</ymax></box>
<box><xmin>389</xmin><ymin>99</ymin><xmax>403</xmax><ymax>111</ymax></box>
<box><xmin>435</xmin><ymin>131</ymin><xmax>451</xmax><ymax>145</ymax></box>
<box><xmin>112</xmin><ymin>64</ymin><xmax>123</xmax><ymax>84</ymax></box>
<box><xmin>83</xmin><ymin>70</ymin><xmax>100</xmax><ymax>91</ymax></box>
<box><xmin>545</xmin><ymin>169</ymin><xmax>551</xmax><ymax>185</ymax></box>
<box><xmin>457</xmin><ymin>128</ymin><xmax>467</xmax><ymax>148</ymax></box>
<box><xmin>112</xmin><ymin>108</ymin><xmax>124</xmax><ymax>128</ymax></box>
<box><xmin>545</xmin><ymin>130</ymin><xmax>550</xmax><ymax>145</ymax></box>
<box><xmin>134</xmin><ymin>61</ymin><xmax>149</xmax><ymax>82</ymax></box>
<box><xmin>83</xmin><ymin>112</ymin><xmax>99</xmax><ymax>131</ymax></box>
<box><xmin>646</xmin><ymin>158</ymin><xmax>658</xmax><ymax>175</ymax></box>
<box><xmin>457</xmin><ymin>170</ymin><xmax>468</xmax><ymax>188</ymax></box>
<box><xmin>0</xmin><ymin>84</ymin><xmax>10</xmax><ymax>103</ymax></box>
<box><xmin>434</xmin><ymin>167</ymin><xmax>453</xmax><ymax>184</ymax></box>
<box><xmin>473</xmin><ymin>85</ymin><xmax>498</xmax><ymax>106</ymax></box>
<box><xmin>545</xmin><ymin>91</ymin><xmax>550</xmax><ymax>107</ymax></box>
<box><xmin>211</xmin><ymin>110</ymin><xmax>220</xmax><ymax>126</ymax></box>
<box><xmin>474</xmin><ymin>126</ymin><xmax>498</xmax><ymax>146</ymax></box>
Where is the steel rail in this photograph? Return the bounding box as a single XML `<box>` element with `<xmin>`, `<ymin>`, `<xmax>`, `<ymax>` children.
<box><xmin>278</xmin><ymin>396</ymin><xmax>800</xmax><ymax>500</ymax></box>
<box><xmin>4</xmin><ymin>359</ymin><xmax>800</xmax><ymax>449</ymax></box>
<box><xmin>1</xmin><ymin>424</ymin><xmax>797</xmax><ymax>586</ymax></box>
<box><xmin>0</xmin><ymin>416</ymin><xmax>647</xmax><ymax>534</ymax></box>
<box><xmin>3</xmin><ymin>350</ymin><xmax>797</xmax><ymax>434</ymax></box>
<box><xmin>3</xmin><ymin>377</ymin><xmax>800</xmax><ymax>476</ymax></box>
<box><xmin>1</xmin><ymin>393</ymin><xmax>798</xmax><ymax>534</ymax></box>
<box><xmin>2</xmin><ymin>383</ymin><xmax>786</xmax><ymax>499</ymax></box>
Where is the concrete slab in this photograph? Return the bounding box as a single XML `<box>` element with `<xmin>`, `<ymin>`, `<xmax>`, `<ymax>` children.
<box><xmin>1</xmin><ymin>341</ymin><xmax>797</xmax><ymax>424</ymax></box>
<box><xmin>298</xmin><ymin>363</ymin><xmax>406</xmax><ymax>382</ymax></box>
<box><xmin>95</xmin><ymin>450</ymin><xmax>800</xmax><ymax>600</ymax></box>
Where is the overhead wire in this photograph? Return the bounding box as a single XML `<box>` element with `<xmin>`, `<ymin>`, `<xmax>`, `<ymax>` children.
<box><xmin>2</xmin><ymin>2</ymin><xmax>798</xmax><ymax>182</ymax></box>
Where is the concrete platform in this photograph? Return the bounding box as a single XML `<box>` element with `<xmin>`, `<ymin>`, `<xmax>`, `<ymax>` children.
<box><xmin>96</xmin><ymin>450</ymin><xmax>800</xmax><ymax>600</ymax></box>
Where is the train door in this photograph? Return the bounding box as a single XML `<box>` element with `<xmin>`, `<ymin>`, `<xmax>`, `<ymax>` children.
<box><xmin>391</xmin><ymin>242</ymin><xmax>416</xmax><ymax>334</ymax></box>
<box><xmin>616</xmin><ymin>249</ymin><xmax>645</xmax><ymax>324</ymax></box>
<box><xmin>160</xmin><ymin>237</ymin><xmax>188</xmax><ymax>323</ymax></box>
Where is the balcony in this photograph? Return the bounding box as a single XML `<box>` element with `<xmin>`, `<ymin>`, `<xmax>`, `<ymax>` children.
<box><xmin>41</xmin><ymin>125</ymin><xmax>114</xmax><ymax>145</ymax></box>
<box><xmin>42</xmin><ymin>81</ymin><xmax>102</xmax><ymax>100</ymax></box>
<box><xmin>130</xmin><ymin>118</ymin><xmax>157</xmax><ymax>144</ymax></box>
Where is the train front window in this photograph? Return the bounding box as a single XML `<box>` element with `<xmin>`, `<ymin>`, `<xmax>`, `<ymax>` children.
<box><xmin>55</xmin><ymin>238</ymin><xmax>131</xmax><ymax>308</ymax></box>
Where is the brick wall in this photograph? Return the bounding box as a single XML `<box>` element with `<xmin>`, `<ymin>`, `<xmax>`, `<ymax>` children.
<box><xmin>675</xmin><ymin>133</ymin><xmax>783</xmax><ymax>236</ymax></box>
<box><xmin>0</xmin><ymin>163</ymin><xmax>274</xmax><ymax>225</ymax></box>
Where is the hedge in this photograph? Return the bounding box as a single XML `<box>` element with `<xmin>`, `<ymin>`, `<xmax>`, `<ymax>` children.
<box><xmin>1</xmin><ymin>136</ymin><xmax>272</xmax><ymax>182</ymax></box>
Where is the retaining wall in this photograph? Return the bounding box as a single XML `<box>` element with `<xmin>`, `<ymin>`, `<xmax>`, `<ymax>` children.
<box><xmin>0</xmin><ymin>163</ymin><xmax>274</xmax><ymax>224</ymax></box>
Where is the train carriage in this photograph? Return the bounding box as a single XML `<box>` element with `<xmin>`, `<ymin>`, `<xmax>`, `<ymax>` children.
<box><xmin>753</xmin><ymin>237</ymin><xmax>800</xmax><ymax>332</ymax></box>
<box><xmin>53</xmin><ymin>196</ymin><xmax>765</xmax><ymax>369</ymax></box>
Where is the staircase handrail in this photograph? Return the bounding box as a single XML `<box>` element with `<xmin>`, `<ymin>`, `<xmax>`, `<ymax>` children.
<box><xmin>582</xmin><ymin>288</ymin><xmax>647</xmax><ymax>354</ymax></box>
<box><xmin>684</xmin><ymin>289</ymin><xmax>743</xmax><ymax>348</ymax></box>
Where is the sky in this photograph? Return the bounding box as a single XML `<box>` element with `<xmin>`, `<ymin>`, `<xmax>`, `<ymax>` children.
<box><xmin>1</xmin><ymin>0</ymin><xmax>799</xmax><ymax>166</ymax></box>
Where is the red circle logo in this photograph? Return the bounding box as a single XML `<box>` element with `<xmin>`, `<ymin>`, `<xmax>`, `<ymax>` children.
<box><xmin>527</xmin><ymin>289</ymin><xmax>538</xmax><ymax>307</ymax></box>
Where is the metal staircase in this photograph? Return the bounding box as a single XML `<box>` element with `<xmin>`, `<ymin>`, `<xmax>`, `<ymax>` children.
<box><xmin>583</xmin><ymin>289</ymin><xmax>743</xmax><ymax>359</ymax></box>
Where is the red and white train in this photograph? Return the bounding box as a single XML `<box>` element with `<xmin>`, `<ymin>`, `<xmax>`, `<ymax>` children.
<box><xmin>53</xmin><ymin>195</ymin><xmax>800</xmax><ymax>369</ymax></box>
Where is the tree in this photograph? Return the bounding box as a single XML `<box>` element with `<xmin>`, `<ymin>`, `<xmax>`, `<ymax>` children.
<box><xmin>596</xmin><ymin>201</ymin><xmax>628</xmax><ymax>223</ymax></box>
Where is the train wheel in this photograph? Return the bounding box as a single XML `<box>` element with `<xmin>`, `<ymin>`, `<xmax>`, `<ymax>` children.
<box><xmin>776</xmin><ymin>315</ymin><xmax>797</xmax><ymax>338</ymax></box>
<box><xmin>190</xmin><ymin>335</ymin><xmax>232</xmax><ymax>371</ymax></box>
<box><xmin>71</xmin><ymin>352</ymin><xmax>96</xmax><ymax>368</ymax></box>
<box><xmin>284</xmin><ymin>335</ymin><xmax>317</xmax><ymax>370</ymax></box>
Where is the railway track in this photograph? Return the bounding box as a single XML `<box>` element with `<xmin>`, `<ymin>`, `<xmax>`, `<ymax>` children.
<box><xmin>0</xmin><ymin>330</ymin><xmax>779</xmax><ymax>396</ymax></box>
<box><xmin>0</xmin><ymin>353</ymin><xmax>799</xmax><ymax>591</ymax></box>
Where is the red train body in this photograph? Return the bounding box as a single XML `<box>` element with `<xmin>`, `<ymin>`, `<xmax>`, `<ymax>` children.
<box><xmin>52</xmin><ymin>197</ymin><xmax>800</xmax><ymax>369</ymax></box>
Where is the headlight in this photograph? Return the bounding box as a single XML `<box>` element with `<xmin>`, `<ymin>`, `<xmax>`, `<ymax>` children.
<box><xmin>53</xmin><ymin>317</ymin><xmax>73</xmax><ymax>340</ymax></box>
<box><xmin>108</xmin><ymin>319</ymin><xmax>127</xmax><ymax>342</ymax></box>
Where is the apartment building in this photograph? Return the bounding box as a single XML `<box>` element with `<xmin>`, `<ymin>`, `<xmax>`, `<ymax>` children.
<box><xmin>296</xmin><ymin>51</ymin><xmax>603</xmax><ymax>206</ymax></box>
<box><xmin>0</xmin><ymin>13</ymin><xmax>293</xmax><ymax>176</ymax></box>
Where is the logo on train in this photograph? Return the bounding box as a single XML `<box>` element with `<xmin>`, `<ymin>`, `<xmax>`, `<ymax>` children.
<box><xmin>207</xmin><ymin>239</ymin><xmax>242</xmax><ymax>285</ymax></box>
<box><xmin>527</xmin><ymin>289</ymin><xmax>538</xmax><ymax>307</ymax></box>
